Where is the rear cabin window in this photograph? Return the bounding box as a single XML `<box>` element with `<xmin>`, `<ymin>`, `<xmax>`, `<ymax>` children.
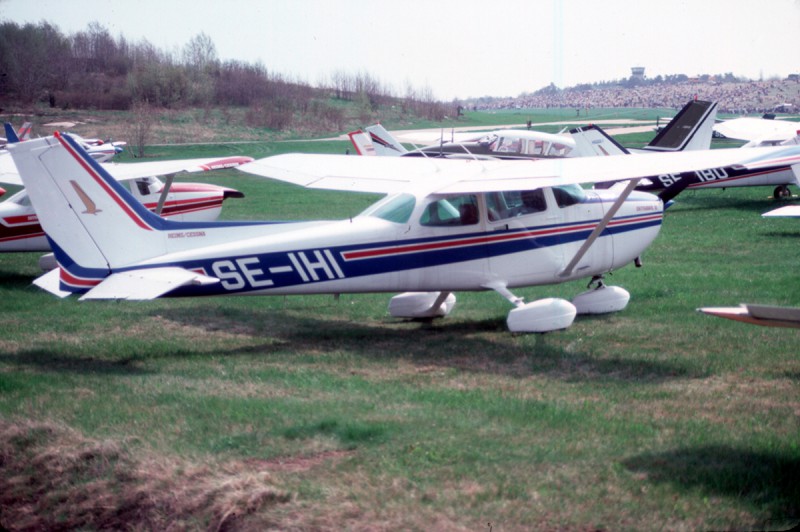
<box><xmin>420</xmin><ymin>195</ymin><xmax>479</xmax><ymax>226</ymax></box>
<box><xmin>487</xmin><ymin>189</ymin><xmax>547</xmax><ymax>221</ymax></box>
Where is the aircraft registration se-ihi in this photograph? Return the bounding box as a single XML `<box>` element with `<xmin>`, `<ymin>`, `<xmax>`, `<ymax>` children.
<box><xmin>9</xmin><ymin>132</ymin><xmax>800</xmax><ymax>333</ymax></box>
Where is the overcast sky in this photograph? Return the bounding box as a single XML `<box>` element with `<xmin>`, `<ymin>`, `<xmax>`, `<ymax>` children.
<box><xmin>2</xmin><ymin>0</ymin><xmax>798</xmax><ymax>100</ymax></box>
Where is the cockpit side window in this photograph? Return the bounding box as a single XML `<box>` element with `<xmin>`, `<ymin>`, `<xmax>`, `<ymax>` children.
<box><xmin>420</xmin><ymin>194</ymin><xmax>479</xmax><ymax>226</ymax></box>
<box><xmin>552</xmin><ymin>184</ymin><xmax>586</xmax><ymax>208</ymax></box>
<box><xmin>487</xmin><ymin>189</ymin><xmax>547</xmax><ymax>221</ymax></box>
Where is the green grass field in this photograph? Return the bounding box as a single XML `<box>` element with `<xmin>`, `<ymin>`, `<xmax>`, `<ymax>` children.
<box><xmin>1</xmin><ymin>117</ymin><xmax>799</xmax><ymax>530</ymax></box>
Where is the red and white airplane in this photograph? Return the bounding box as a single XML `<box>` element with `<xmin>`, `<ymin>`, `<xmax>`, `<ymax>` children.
<box><xmin>0</xmin><ymin>148</ymin><xmax>249</xmax><ymax>254</ymax></box>
<box><xmin>9</xmin><ymin>132</ymin><xmax>800</xmax><ymax>332</ymax></box>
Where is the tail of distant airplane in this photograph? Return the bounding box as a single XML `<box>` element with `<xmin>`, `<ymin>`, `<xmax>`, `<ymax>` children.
<box><xmin>570</xmin><ymin>100</ymin><xmax>718</xmax><ymax>157</ymax></box>
<box><xmin>644</xmin><ymin>99</ymin><xmax>717</xmax><ymax>152</ymax></box>
<box><xmin>361</xmin><ymin>124</ymin><xmax>408</xmax><ymax>156</ymax></box>
<box><xmin>569</xmin><ymin>124</ymin><xmax>631</xmax><ymax>157</ymax></box>
<box><xmin>347</xmin><ymin>130</ymin><xmax>377</xmax><ymax>155</ymax></box>
<box><xmin>3</xmin><ymin>123</ymin><xmax>20</xmax><ymax>144</ymax></box>
<box><xmin>17</xmin><ymin>122</ymin><xmax>32</xmax><ymax>141</ymax></box>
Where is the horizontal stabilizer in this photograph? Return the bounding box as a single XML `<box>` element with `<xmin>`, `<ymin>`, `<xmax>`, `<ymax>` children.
<box><xmin>79</xmin><ymin>267</ymin><xmax>219</xmax><ymax>300</ymax></box>
<box><xmin>33</xmin><ymin>269</ymin><xmax>72</xmax><ymax>298</ymax></box>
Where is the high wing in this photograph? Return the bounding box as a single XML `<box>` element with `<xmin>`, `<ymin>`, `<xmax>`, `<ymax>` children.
<box><xmin>238</xmin><ymin>146</ymin><xmax>800</xmax><ymax>195</ymax></box>
<box><xmin>0</xmin><ymin>152</ymin><xmax>253</xmax><ymax>186</ymax></box>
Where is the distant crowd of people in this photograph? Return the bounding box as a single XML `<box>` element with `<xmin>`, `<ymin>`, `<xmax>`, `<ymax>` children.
<box><xmin>472</xmin><ymin>79</ymin><xmax>800</xmax><ymax>115</ymax></box>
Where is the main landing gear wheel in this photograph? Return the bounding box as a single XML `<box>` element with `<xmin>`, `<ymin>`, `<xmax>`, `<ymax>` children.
<box><xmin>571</xmin><ymin>276</ymin><xmax>630</xmax><ymax>315</ymax></box>
<box><xmin>773</xmin><ymin>185</ymin><xmax>791</xmax><ymax>200</ymax></box>
<box><xmin>388</xmin><ymin>291</ymin><xmax>456</xmax><ymax>319</ymax></box>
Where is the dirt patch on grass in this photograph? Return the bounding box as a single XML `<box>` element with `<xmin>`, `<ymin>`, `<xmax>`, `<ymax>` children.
<box><xmin>0</xmin><ymin>419</ymin><xmax>291</xmax><ymax>530</ymax></box>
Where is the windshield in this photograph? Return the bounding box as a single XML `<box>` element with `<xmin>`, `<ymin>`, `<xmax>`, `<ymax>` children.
<box><xmin>360</xmin><ymin>193</ymin><xmax>416</xmax><ymax>224</ymax></box>
<box><xmin>552</xmin><ymin>184</ymin><xmax>586</xmax><ymax>207</ymax></box>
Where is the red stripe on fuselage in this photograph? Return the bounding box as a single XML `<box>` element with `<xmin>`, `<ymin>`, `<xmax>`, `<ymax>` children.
<box><xmin>342</xmin><ymin>214</ymin><xmax>660</xmax><ymax>261</ymax></box>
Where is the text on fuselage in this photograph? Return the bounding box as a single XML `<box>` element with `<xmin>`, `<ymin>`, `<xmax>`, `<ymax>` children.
<box><xmin>657</xmin><ymin>167</ymin><xmax>729</xmax><ymax>187</ymax></box>
<box><xmin>210</xmin><ymin>250</ymin><xmax>345</xmax><ymax>290</ymax></box>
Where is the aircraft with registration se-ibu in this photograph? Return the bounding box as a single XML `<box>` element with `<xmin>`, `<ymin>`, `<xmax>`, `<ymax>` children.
<box><xmin>9</xmin><ymin>132</ymin><xmax>800</xmax><ymax>333</ymax></box>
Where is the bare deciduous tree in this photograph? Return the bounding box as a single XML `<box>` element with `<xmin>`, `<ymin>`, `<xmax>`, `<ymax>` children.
<box><xmin>127</xmin><ymin>100</ymin><xmax>156</xmax><ymax>158</ymax></box>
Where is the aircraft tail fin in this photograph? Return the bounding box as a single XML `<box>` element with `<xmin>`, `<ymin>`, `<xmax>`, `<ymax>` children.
<box><xmin>8</xmin><ymin>133</ymin><xmax>178</xmax><ymax>290</ymax></box>
<box><xmin>363</xmin><ymin>124</ymin><xmax>408</xmax><ymax>156</ymax></box>
<box><xmin>569</xmin><ymin>125</ymin><xmax>630</xmax><ymax>157</ymax></box>
<box><xmin>4</xmin><ymin>123</ymin><xmax>20</xmax><ymax>144</ymax></box>
<box><xmin>643</xmin><ymin>99</ymin><xmax>717</xmax><ymax>152</ymax></box>
<box><xmin>17</xmin><ymin>122</ymin><xmax>32</xmax><ymax>141</ymax></box>
<box><xmin>347</xmin><ymin>129</ymin><xmax>377</xmax><ymax>155</ymax></box>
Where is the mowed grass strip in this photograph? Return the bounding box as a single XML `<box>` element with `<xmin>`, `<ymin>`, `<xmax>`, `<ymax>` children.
<box><xmin>1</xmin><ymin>138</ymin><xmax>799</xmax><ymax>529</ymax></box>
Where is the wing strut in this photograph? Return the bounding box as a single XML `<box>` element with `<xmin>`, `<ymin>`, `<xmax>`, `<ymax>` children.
<box><xmin>559</xmin><ymin>178</ymin><xmax>641</xmax><ymax>278</ymax></box>
<box><xmin>155</xmin><ymin>174</ymin><xmax>176</xmax><ymax>215</ymax></box>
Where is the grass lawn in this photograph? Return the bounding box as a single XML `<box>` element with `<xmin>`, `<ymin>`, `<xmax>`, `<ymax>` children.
<box><xmin>0</xmin><ymin>123</ymin><xmax>798</xmax><ymax>529</ymax></box>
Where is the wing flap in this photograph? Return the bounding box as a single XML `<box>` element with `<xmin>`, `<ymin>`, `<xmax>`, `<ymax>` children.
<box><xmin>79</xmin><ymin>267</ymin><xmax>219</xmax><ymax>300</ymax></box>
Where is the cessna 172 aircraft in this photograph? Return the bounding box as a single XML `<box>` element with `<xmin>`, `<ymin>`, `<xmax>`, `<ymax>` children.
<box><xmin>10</xmin><ymin>133</ymin><xmax>800</xmax><ymax>333</ymax></box>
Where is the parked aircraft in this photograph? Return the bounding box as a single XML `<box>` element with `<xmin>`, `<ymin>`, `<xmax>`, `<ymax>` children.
<box><xmin>713</xmin><ymin>115</ymin><xmax>800</xmax><ymax>148</ymax></box>
<box><xmin>12</xmin><ymin>133</ymin><xmax>800</xmax><ymax>332</ymax></box>
<box><xmin>349</xmin><ymin>124</ymin><xmax>577</xmax><ymax>160</ymax></box>
<box><xmin>4</xmin><ymin>122</ymin><xmax>126</xmax><ymax>162</ymax></box>
<box><xmin>0</xmin><ymin>148</ymin><xmax>249</xmax><ymax>254</ymax></box>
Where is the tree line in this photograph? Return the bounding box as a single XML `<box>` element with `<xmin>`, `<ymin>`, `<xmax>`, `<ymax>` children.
<box><xmin>0</xmin><ymin>21</ymin><xmax>453</xmax><ymax>130</ymax></box>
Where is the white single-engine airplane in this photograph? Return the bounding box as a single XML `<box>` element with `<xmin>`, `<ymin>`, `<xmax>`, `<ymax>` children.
<box><xmin>10</xmin><ymin>133</ymin><xmax>800</xmax><ymax>332</ymax></box>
